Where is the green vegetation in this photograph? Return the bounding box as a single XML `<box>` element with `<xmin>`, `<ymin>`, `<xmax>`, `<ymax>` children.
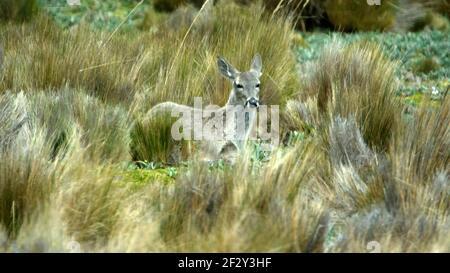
<box><xmin>0</xmin><ymin>0</ymin><xmax>40</xmax><ymax>22</ymax></box>
<box><xmin>39</xmin><ymin>0</ymin><xmax>149</xmax><ymax>30</ymax></box>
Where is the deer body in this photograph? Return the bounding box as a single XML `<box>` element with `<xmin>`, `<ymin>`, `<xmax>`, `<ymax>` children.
<box><xmin>145</xmin><ymin>54</ymin><xmax>263</xmax><ymax>162</ymax></box>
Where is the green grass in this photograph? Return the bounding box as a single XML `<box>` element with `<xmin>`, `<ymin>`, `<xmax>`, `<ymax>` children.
<box><xmin>39</xmin><ymin>0</ymin><xmax>150</xmax><ymax>30</ymax></box>
<box><xmin>124</xmin><ymin>168</ymin><xmax>177</xmax><ymax>188</ymax></box>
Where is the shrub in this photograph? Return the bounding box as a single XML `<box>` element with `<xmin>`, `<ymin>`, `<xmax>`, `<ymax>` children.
<box><xmin>412</xmin><ymin>56</ymin><xmax>441</xmax><ymax>74</ymax></box>
<box><xmin>0</xmin><ymin>0</ymin><xmax>39</xmax><ymax>22</ymax></box>
<box><xmin>324</xmin><ymin>0</ymin><xmax>398</xmax><ymax>31</ymax></box>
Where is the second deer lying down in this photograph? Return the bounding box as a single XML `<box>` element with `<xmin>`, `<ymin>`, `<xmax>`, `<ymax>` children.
<box><xmin>145</xmin><ymin>54</ymin><xmax>263</xmax><ymax>162</ymax></box>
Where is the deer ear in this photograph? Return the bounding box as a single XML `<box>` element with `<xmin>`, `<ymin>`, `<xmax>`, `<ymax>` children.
<box><xmin>217</xmin><ymin>56</ymin><xmax>238</xmax><ymax>80</ymax></box>
<box><xmin>251</xmin><ymin>53</ymin><xmax>262</xmax><ymax>77</ymax></box>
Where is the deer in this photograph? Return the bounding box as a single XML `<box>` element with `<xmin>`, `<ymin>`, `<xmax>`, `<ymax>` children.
<box><xmin>145</xmin><ymin>54</ymin><xmax>263</xmax><ymax>163</ymax></box>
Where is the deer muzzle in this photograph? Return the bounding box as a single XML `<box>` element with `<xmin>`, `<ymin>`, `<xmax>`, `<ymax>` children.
<box><xmin>245</xmin><ymin>97</ymin><xmax>260</xmax><ymax>108</ymax></box>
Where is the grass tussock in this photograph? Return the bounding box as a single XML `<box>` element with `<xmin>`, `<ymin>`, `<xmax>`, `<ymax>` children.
<box><xmin>159</xmin><ymin>145</ymin><xmax>329</xmax><ymax>252</ymax></box>
<box><xmin>62</xmin><ymin>163</ymin><xmax>126</xmax><ymax>246</ymax></box>
<box><xmin>0</xmin><ymin>89</ymin><xmax>130</xmax><ymax>240</ymax></box>
<box><xmin>27</xmin><ymin>88</ymin><xmax>131</xmax><ymax>162</ymax></box>
<box><xmin>0</xmin><ymin>92</ymin><xmax>57</xmax><ymax>237</ymax></box>
<box><xmin>323</xmin><ymin>95</ymin><xmax>450</xmax><ymax>252</ymax></box>
<box><xmin>130</xmin><ymin>113</ymin><xmax>191</xmax><ymax>165</ymax></box>
<box><xmin>301</xmin><ymin>40</ymin><xmax>400</xmax><ymax>151</ymax></box>
<box><xmin>391</xmin><ymin>93</ymin><xmax>449</xmax><ymax>186</ymax></box>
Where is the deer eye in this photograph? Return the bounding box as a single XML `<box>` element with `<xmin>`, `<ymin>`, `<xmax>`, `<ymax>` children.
<box><xmin>256</xmin><ymin>83</ymin><xmax>260</xmax><ymax>88</ymax></box>
<box><xmin>236</xmin><ymin>84</ymin><xmax>244</xmax><ymax>89</ymax></box>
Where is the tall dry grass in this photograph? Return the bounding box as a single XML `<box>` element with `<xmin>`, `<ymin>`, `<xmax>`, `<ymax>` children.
<box><xmin>1</xmin><ymin>2</ymin><xmax>299</xmax><ymax>163</ymax></box>
<box><xmin>299</xmin><ymin>40</ymin><xmax>401</xmax><ymax>151</ymax></box>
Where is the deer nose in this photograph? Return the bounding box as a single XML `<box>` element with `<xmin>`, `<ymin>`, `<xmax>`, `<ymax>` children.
<box><xmin>246</xmin><ymin>97</ymin><xmax>260</xmax><ymax>108</ymax></box>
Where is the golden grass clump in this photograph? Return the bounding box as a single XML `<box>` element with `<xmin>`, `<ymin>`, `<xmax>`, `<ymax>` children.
<box><xmin>0</xmin><ymin>92</ymin><xmax>57</xmax><ymax>237</ymax></box>
<box><xmin>130</xmin><ymin>113</ymin><xmax>191</xmax><ymax>165</ymax></box>
<box><xmin>27</xmin><ymin>88</ymin><xmax>131</xmax><ymax>163</ymax></box>
<box><xmin>317</xmin><ymin>94</ymin><xmax>449</xmax><ymax>253</ymax></box>
<box><xmin>391</xmin><ymin>93</ymin><xmax>450</xmax><ymax>187</ymax></box>
<box><xmin>61</xmin><ymin>163</ymin><xmax>126</xmax><ymax>246</ymax></box>
<box><xmin>0</xmin><ymin>91</ymin><xmax>129</xmax><ymax>249</ymax></box>
<box><xmin>158</xmin><ymin>144</ymin><xmax>329</xmax><ymax>252</ymax></box>
<box><xmin>0</xmin><ymin>89</ymin><xmax>130</xmax><ymax>238</ymax></box>
<box><xmin>301</xmin><ymin>40</ymin><xmax>400</xmax><ymax>151</ymax></box>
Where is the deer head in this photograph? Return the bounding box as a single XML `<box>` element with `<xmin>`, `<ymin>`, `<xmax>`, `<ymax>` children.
<box><xmin>217</xmin><ymin>54</ymin><xmax>262</xmax><ymax>108</ymax></box>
